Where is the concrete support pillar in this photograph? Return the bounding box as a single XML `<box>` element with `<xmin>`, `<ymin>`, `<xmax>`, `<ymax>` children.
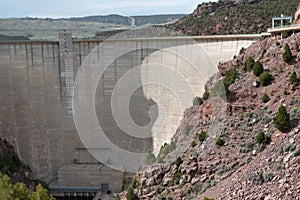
<box><xmin>59</xmin><ymin>29</ymin><xmax>74</xmax><ymax>115</ymax></box>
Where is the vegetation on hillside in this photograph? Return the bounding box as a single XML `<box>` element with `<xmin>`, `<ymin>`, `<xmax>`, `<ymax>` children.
<box><xmin>168</xmin><ymin>0</ymin><xmax>300</xmax><ymax>35</ymax></box>
<box><xmin>0</xmin><ymin>174</ymin><xmax>54</xmax><ymax>200</ymax></box>
<box><xmin>274</xmin><ymin>105</ymin><xmax>292</xmax><ymax>132</ymax></box>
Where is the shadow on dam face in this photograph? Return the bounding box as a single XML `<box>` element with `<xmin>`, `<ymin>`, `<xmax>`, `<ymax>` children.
<box><xmin>95</xmin><ymin>49</ymin><xmax>158</xmax><ymax>154</ymax></box>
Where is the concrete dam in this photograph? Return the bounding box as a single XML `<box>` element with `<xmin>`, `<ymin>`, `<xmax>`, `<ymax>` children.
<box><xmin>0</xmin><ymin>29</ymin><xmax>260</xmax><ymax>192</ymax></box>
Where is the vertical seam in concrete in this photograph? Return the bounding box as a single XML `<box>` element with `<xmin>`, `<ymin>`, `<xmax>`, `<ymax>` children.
<box><xmin>30</xmin><ymin>43</ymin><xmax>34</xmax><ymax>66</ymax></box>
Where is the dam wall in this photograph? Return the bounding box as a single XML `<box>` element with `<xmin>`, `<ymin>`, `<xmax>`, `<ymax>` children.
<box><xmin>0</xmin><ymin>34</ymin><xmax>260</xmax><ymax>191</ymax></box>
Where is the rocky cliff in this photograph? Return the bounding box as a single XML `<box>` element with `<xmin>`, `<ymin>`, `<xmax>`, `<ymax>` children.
<box><xmin>167</xmin><ymin>0</ymin><xmax>300</xmax><ymax>35</ymax></box>
<box><xmin>118</xmin><ymin>31</ymin><xmax>300</xmax><ymax>200</ymax></box>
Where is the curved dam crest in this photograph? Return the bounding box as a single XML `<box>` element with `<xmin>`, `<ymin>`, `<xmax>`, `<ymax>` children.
<box><xmin>0</xmin><ymin>31</ymin><xmax>259</xmax><ymax>191</ymax></box>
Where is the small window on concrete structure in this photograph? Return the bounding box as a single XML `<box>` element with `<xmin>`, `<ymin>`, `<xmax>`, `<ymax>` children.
<box><xmin>101</xmin><ymin>184</ymin><xmax>109</xmax><ymax>193</ymax></box>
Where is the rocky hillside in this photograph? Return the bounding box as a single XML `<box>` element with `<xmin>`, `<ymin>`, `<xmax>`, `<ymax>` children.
<box><xmin>60</xmin><ymin>14</ymin><xmax>186</xmax><ymax>27</ymax></box>
<box><xmin>0</xmin><ymin>137</ymin><xmax>48</xmax><ymax>192</ymax></box>
<box><xmin>167</xmin><ymin>0</ymin><xmax>300</xmax><ymax>35</ymax></box>
<box><xmin>0</xmin><ymin>138</ymin><xmax>31</xmax><ymax>180</ymax></box>
<box><xmin>118</xmin><ymin>31</ymin><xmax>300</xmax><ymax>199</ymax></box>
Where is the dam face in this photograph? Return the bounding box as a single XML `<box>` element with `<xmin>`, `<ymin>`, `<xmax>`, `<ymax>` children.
<box><xmin>0</xmin><ymin>30</ymin><xmax>259</xmax><ymax>191</ymax></box>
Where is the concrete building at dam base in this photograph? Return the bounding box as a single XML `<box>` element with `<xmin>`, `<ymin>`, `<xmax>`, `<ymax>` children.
<box><xmin>0</xmin><ymin>28</ymin><xmax>262</xmax><ymax>195</ymax></box>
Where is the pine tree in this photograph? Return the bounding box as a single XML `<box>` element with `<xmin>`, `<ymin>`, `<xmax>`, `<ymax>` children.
<box><xmin>274</xmin><ymin>105</ymin><xmax>291</xmax><ymax>132</ymax></box>
<box><xmin>253</xmin><ymin>61</ymin><xmax>264</xmax><ymax>77</ymax></box>
<box><xmin>283</xmin><ymin>44</ymin><xmax>292</xmax><ymax>63</ymax></box>
<box><xmin>259</xmin><ymin>71</ymin><xmax>272</xmax><ymax>86</ymax></box>
<box><xmin>244</xmin><ymin>57</ymin><xmax>255</xmax><ymax>71</ymax></box>
<box><xmin>290</xmin><ymin>71</ymin><xmax>297</xmax><ymax>84</ymax></box>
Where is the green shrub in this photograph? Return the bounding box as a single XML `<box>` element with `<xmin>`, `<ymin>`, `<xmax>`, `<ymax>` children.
<box><xmin>132</xmin><ymin>179</ymin><xmax>140</xmax><ymax>189</ymax></box>
<box><xmin>282</xmin><ymin>31</ymin><xmax>289</xmax><ymax>39</ymax></box>
<box><xmin>224</xmin><ymin>67</ymin><xmax>238</xmax><ymax>87</ymax></box>
<box><xmin>283</xmin><ymin>44</ymin><xmax>292</xmax><ymax>63</ymax></box>
<box><xmin>216</xmin><ymin>138</ymin><xmax>225</xmax><ymax>147</ymax></box>
<box><xmin>290</xmin><ymin>71</ymin><xmax>297</xmax><ymax>84</ymax></box>
<box><xmin>175</xmin><ymin>157</ymin><xmax>183</xmax><ymax>167</ymax></box>
<box><xmin>261</xmin><ymin>49</ymin><xmax>267</xmax><ymax>59</ymax></box>
<box><xmin>253</xmin><ymin>61</ymin><xmax>264</xmax><ymax>77</ymax></box>
<box><xmin>0</xmin><ymin>153</ymin><xmax>21</xmax><ymax>174</ymax></box>
<box><xmin>262</xmin><ymin>93</ymin><xmax>270</xmax><ymax>103</ymax></box>
<box><xmin>203</xmin><ymin>197</ymin><xmax>214</xmax><ymax>200</ymax></box>
<box><xmin>244</xmin><ymin>57</ymin><xmax>255</xmax><ymax>71</ymax></box>
<box><xmin>274</xmin><ymin>105</ymin><xmax>291</xmax><ymax>132</ymax></box>
<box><xmin>167</xmin><ymin>180</ymin><xmax>174</xmax><ymax>187</ymax></box>
<box><xmin>191</xmin><ymin>141</ymin><xmax>197</xmax><ymax>147</ymax></box>
<box><xmin>193</xmin><ymin>97</ymin><xmax>204</xmax><ymax>105</ymax></box>
<box><xmin>202</xmin><ymin>91</ymin><xmax>210</xmax><ymax>101</ymax></box>
<box><xmin>174</xmin><ymin>171</ymin><xmax>182</xmax><ymax>185</ymax></box>
<box><xmin>157</xmin><ymin>141</ymin><xmax>176</xmax><ymax>162</ymax></box>
<box><xmin>256</xmin><ymin>132</ymin><xmax>271</xmax><ymax>144</ymax></box>
<box><xmin>0</xmin><ymin>175</ymin><xmax>55</xmax><ymax>200</ymax></box>
<box><xmin>126</xmin><ymin>187</ymin><xmax>138</xmax><ymax>200</ymax></box>
<box><xmin>259</xmin><ymin>71</ymin><xmax>272</xmax><ymax>86</ymax></box>
<box><xmin>198</xmin><ymin>131</ymin><xmax>207</xmax><ymax>142</ymax></box>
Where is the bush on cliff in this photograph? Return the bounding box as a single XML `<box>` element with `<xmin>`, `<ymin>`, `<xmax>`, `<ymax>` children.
<box><xmin>224</xmin><ymin>67</ymin><xmax>238</xmax><ymax>87</ymax></box>
<box><xmin>283</xmin><ymin>44</ymin><xmax>292</xmax><ymax>63</ymax></box>
<box><xmin>256</xmin><ymin>132</ymin><xmax>271</xmax><ymax>144</ymax></box>
<box><xmin>259</xmin><ymin>71</ymin><xmax>272</xmax><ymax>86</ymax></box>
<box><xmin>198</xmin><ymin>131</ymin><xmax>207</xmax><ymax>142</ymax></box>
<box><xmin>193</xmin><ymin>97</ymin><xmax>203</xmax><ymax>105</ymax></box>
<box><xmin>175</xmin><ymin>157</ymin><xmax>183</xmax><ymax>167</ymax></box>
<box><xmin>244</xmin><ymin>57</ymin><xmax>255</xmax><ymax>71</ymax></box>
<box><xmin>0</xmin><ymin>174</ymin><xmax>55</xmax><ymax>200</ymax></box>
<box><xmin>126</xmin><ymin>187</ymin><xmax>138</xmax><ymax>200</ymax></box>
<box><xmin>216</xmin><ymin>138</ymin><xmax>225</xmax><ymax>147</ymax></box>
<box><xmin>290</xmin><ymin>71</ymin><xmax>298</xmax><ymax>84</ymax></box>
<box><xmin>262</xmin><ymin>93</ymin><xmax>270</xmax><ymax>103</ymax></box>
<box><xmin>274</xmin><ymin>105</ymin><xmax>291</xmax><ymax>132</ymax></box>
<box><xmin>253</xmin><ymin>61</ymin><xmax>264</xmax><ymax>77</ymax></box>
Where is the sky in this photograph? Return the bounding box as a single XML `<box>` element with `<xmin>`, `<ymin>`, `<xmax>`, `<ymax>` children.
<box><xmin>0</xmin><ymin>0</ymin><xmax>216</xmax><ymax>18</ymax></box>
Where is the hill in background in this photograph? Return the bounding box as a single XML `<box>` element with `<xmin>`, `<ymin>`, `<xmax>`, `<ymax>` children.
<box><xmin>0</xmin><ymin>14</ymin><xmax>185</xmax><ymax>40</ymax></box>
<box><xmin>168</xmin><ymin>0</ymin><xmax>300</xmax><ymax>35</ymax></box>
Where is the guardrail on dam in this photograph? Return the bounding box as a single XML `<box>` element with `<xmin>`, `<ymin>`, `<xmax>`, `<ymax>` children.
<box><xmin>0</xmin><ymin>31</ymin><xmax>261</xmax><ymax>192</ymax></box>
